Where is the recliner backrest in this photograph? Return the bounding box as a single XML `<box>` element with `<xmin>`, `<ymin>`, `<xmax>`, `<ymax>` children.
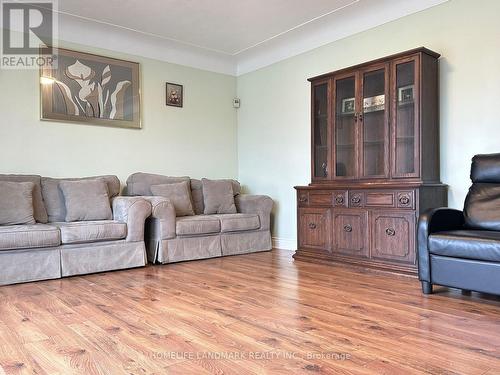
<box><xmin>464</xmin><ymin>153</ymin><xmax>500</xmax><ymax>231</ymax></box>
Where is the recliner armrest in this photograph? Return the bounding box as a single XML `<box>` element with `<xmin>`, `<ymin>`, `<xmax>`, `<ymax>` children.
<box><xmin>235</xmin><ymin>194</ymin><xmax>273</xmax><ymax>231</ymax></box>
<box><xmin>420</xmin><ymin>207</ymin><xmax>465</xmax><ymax>234</ymax></box>
<box><xmin>417</xmin><ymin>208</ymin><xmax>465</xmax><ymax>282</ymax></box>
<box><xmin>112</xmin><ymin>196</ymin><xmax>151</xmax><ymax>242</ymax></box>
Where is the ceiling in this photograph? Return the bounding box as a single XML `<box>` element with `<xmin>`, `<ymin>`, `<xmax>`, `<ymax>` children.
<box><xmin>56</xmin><ymin>0</ymin><xmax>357</xmax><ymax>55</ymax></box>
<box><xmin>42</xmin><ymin>0</ymin><xmax>449</xmax><ymax>75</ymax></box>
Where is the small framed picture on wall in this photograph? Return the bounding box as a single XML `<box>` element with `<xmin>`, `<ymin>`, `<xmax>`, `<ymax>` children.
<box><xmin>166</xmin><ymin>82</ymin><xmax>183</xmax><ymax>107</ymax></box>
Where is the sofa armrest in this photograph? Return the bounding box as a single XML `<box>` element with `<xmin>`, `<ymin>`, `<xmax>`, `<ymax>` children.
<box><xmin>417</xmin><ymin>208</ymin><xmax>465</xmax><ymax>282</ymax></box>
<box><xmin>112</xmin><ymin>197</ymin><xmax>152</xmax><ymax>242</ymax></box>
<box><xmin>140</xmin><ymin>196</ymin><xmax>176</xmax><ymax>240</ymax></box>
<box><xmin>235</xmin><ymin>194</ymin><xmax>273</xmax><ymax>231</ymax></box>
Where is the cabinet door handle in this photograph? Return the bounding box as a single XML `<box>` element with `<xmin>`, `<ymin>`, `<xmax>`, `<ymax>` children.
<box><xmin>335</xmin><ymin>195</ymin><xmax>344</xmax><ymax>204</ymax></box>
<box><xmin>309</xmin><ymin>223</ymin><xmax>317</xmax><ymax>230</ymax></box>
<box><xmin>351</xmin><ymin>196</ymin><xmax>361</xmax><ymax>204</ymax></box>
<box><xmin>358</xmin><ymin>113</ymin><xmax>363</xmax><ymax>121</ymax></box>
<box><xmin>385</xmin><ymin>228</ymin><xmax>396</xmax><ymax>236</ymax></box>
<box><xmin>343</xmin><ymin>224</ymin><xmax>352</xmax><ymax>232</ymax></box>
<box><xmin>354</xmin><ymin>113</ymin><xmax>358</xmax><ymax>122</ymax></box>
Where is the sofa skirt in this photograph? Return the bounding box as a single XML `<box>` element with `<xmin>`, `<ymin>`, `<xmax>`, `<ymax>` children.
<box><xmin>151</xmin><ymin>230</ymin><xmax>272</xmax><ymax>264</ymax></box>
<box><xmin>60</xmin><ymin>240</ymin><xmax>147</xmax><ymax>277</ymax></box>
<box><xmin>220</xmin><ymin>230</ymin><xmax>272</xmax><ymax>256</ymax></box>
<box><xmin>155</xmin><ymin>235</ymin><xmax>222</xmax><ymax>264</ymax></box>
<box><xmin>0</xmin><ymin>247</ymin><xmax>61</xmax><ymax>286</ymax></box>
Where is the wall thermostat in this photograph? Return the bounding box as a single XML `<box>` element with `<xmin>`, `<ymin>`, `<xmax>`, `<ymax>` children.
<box><xmin>233</xmin><ymin>98</ymin><xmax>241</xmax><ymax>108</ymax></box>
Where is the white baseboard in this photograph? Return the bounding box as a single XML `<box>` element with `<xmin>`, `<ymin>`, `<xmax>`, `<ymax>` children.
<box><xmin>272</xmin><ymin>237</ymin><xmax>296</xmax><ymax>251</ymax></box>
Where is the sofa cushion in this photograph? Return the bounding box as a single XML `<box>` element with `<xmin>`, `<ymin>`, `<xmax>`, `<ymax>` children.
<box><xmin>202</xmin><ymin>179</ymin><xmax>237</xmax><ymax>214</ymax></box>
<box><xmin>126</xmin><ymin>172</ymin><xmax>190</xmax><ymax>196</ymax></box>
<box><xmin>151</xmin><ymin>181</ymin><xmax>195</xmax><ymax>216</ymax></box>
<box><xmin>59</xmin><ymin>179</ymin><xmax>112</xmax><ymax>222</ymax></box>
<box><xmin>0</xmin><ymin>174</ymin><xmax>48</xmax><ymax>223</ymax></box>
<box><xmin>428</xmin><ymin>230</ymin><xmax>500</xmax><ymax>262</ymax></box>
<box><xmin>0</xmin><ymin>181</ymin><xmax>36</xmax><ymax>226</ymax></box>
<box><xmin>42</xmin><ymin>175</ymin><xmax>120</xmax><ymax>222</ymax></box>
<box><xmin>55</xmin><ymin>221</ymin><xmax>127</xmax><ymax>244</ymax></box>
<box><xmin>0</xmin><ymin>224</ymin><xmax>61</xmax><ymax>250</ymax></box>
<box><xmin>176</xmin><ymin>215</ymin><xmax>220</xmax><ymax>236</ymax></box>
<box><xmin>215</xmin><ymin>214</ymin><xmax>260</xmax><ymax>233</ymax></box>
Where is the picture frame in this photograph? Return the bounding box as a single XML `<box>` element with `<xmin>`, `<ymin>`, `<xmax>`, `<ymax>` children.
<box><xmin>363</xmin><ymin>94</ymin><xmax>385</xmax><ymax>113</ymax></box>
<box><xmin>398</xmin><ymin>84</ymin><xmax>414</xmax><ymax>105</ymax></box>
<box><xmin>341</xmin><ymin>97</ymin><xmax>355</xmax><ymax>114</ymax></box>
<box><xmin>166</xmin><ymin>82</ymin><xmax>183</xmax><ymax>107</ymax></box>
<box><xmin>40</xmin><ymin>47</ymin><xmax>141</xmax><ymax>129</ymax></box>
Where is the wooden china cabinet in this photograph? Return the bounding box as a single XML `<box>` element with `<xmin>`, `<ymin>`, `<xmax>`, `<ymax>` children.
<box><xmin>294</xmin><ymin>48</ymin><xmax>447</xmax><ymax>275</ymax></box>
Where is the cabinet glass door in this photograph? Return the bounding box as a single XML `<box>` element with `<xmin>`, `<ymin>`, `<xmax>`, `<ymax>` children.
<box><xmin>361</xmin><ymin>67</ymin><xmax>388</xmax><ymax>177</ymax></box>
<box><xmin>312</xmin><ymin>82</ymin><xmax>330</xmax><ymax>178</ymax></box>
<box><xmin>393</xmin><ymin>58</ymin><xmax>419</xmax><ymax>177</ymax></box>
<box><xmin>334</xmin><ymin>76</ymin><xmax>357</xmax><ymax>178</ymax></box>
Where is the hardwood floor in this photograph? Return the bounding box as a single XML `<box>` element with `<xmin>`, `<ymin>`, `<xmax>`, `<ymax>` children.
<box><xmin>0</xmin><ymin>249</ymin><xmax>499</xmax><ymax>374</ymax></box>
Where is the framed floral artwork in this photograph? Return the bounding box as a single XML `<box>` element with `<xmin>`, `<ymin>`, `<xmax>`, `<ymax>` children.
<box><xmin>40</xmin><ymin>47</ymin><xmax>141</xmax><ymax>129</ymax></box>
<box><xmin>166</xmin><ymin>82</ymin><xmax>183</xmax><ymax>107</ymax></box>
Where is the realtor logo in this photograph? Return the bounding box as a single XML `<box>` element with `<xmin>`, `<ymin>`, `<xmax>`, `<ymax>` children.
<box><xmin>1</xmin><ymin>0</ymin><xmax>58</xmax><ymax>69</ymax></box>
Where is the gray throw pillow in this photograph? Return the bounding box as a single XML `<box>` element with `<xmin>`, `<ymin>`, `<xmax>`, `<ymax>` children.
<box><xmin>151</xmin><ymin>181</ymin><xmax>195</xmax><ymax>216</ymax></box>
<box><xmin>0</xmin><ymin>181</ymin><xmax>36</xmax><ymax>225</ymax></box>
<box><xmin>59</xmin><ymin>179</ymin><xmax>112</xmax><ymax>222</ymax></box>
<box><xmin>202</xmin><ymin>178</ymin><xmax>237</xmax><ymax>214</ymax></box>
<box><xmin>0</xmin><ymin>175</ymin><xmax>48</xmax><ymax>223</ymax></box>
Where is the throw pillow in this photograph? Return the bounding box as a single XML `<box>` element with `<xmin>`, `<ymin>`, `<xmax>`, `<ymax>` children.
<box><xmin>201</xmin><ymin>178</ymin><xmax>237</xmax><ymax>214</ymax></box>
<box><xmin>0</xmin><ymin>181</ymin><xmax>36</xmax><ymax>225</ymax></box>
<box><xmin>151</xmin><ymin>181</ymin><xmax>195</xmax><ymax>216</ymax></box>
<box><xmin>59</xmin><ymin>179</ymin><xmax>112</xmax><ymax>222</ymax></box>
<box><xmin>0</xmin><ymin>175</ymin><xmax>48</xmax><ymax>223</ymax></box>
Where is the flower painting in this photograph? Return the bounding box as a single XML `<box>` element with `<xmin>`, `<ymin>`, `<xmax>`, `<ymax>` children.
<box><xmin>40</xmin><ymin>47</ymin><xmax>141</xmax><ymax>129</ymax></box>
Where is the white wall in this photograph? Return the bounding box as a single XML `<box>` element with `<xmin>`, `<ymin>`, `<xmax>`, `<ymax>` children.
<box><xmin>0</xmin><ymin>40</ymin><xmax>238</xmax><ymax>183</ymax></box>
<box><xmin>237</xmin><ymin>0</ymin><xmax>500</xmax><ymax>248</ymax></box>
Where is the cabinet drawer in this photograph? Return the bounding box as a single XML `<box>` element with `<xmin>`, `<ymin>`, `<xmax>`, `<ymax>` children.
<box><xmin>371</xmin><ymin>211</ymin><xmax>415</xmax><ymax>264</ymax></box>
<box><xmin>298</xmin><ymin>208</ymin><xmax>331</xmax><ymax>251</ymax></box>
<box><xmin>365</xmin><ymin>192</ymin><xmax>395</xmax><ymax>207</ymax></box>
<box><xmin>347</xmin><ymin>190</ymin><xmax>415</xmax><ymax>209</ymax></box>
<box><xmin>332</xmin><ymin>209</ymin><xmax>369</xmax><ymax>258</ymax></box>
<box><xmin>309</xmin><ymin>192</ymin><xmax>333</xmax><ymax>206</ymax></box>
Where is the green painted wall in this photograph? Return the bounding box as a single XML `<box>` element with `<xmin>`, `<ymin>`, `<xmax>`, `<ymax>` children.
<box><xmin>237</xmin><ymin>0</ymin><xmax>500</xmax><ymax>245</ymax></box>
<box><xmin>0</xmin><ymin>40</ymin><xmax>238</xmax><ymax>183</ymax></box>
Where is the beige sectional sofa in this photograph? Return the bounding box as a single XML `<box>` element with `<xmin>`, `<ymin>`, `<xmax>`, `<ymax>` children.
<box><xmin>125</xmin><ymin>173</ymin><xmax>273</xmax><ymax>264</ymax></box>
<box><xmin>0</xmin><ymin>174</ymin><xmax>151</xmax><ymax>286</ymax></box>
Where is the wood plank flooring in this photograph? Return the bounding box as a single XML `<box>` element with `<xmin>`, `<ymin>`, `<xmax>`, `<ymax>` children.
<box><xmin>0</xmin><ymin>249</ymin><xmax>499</xmax><ymax>374</ymax></box>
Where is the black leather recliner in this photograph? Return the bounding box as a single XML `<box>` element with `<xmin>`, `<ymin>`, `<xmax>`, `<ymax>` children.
<box><xmin>418</xmin><ymin>153</ymin><xmax>500</xmax><ymax>295</ymax></box>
